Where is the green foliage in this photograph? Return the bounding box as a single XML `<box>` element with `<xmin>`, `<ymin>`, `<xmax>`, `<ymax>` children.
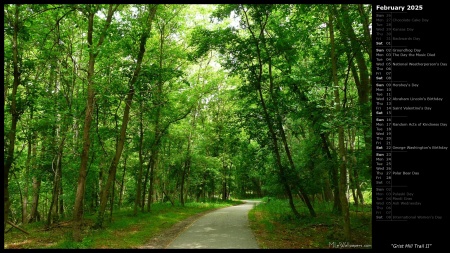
<box><xmin>4</xmin><ymin>4</ymin><xmax>371</xmax><ymax>246</ymax></box>
<box><xmin>56</xmin><ymin>235</ymin><xmax>94</xmax><ymax>249</ymax></box>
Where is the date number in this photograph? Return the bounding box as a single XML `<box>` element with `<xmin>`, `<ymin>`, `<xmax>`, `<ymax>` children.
<box><xmin>407</xmin><ymin>5</ymin><xmax>423</xmax><ymax>10</ymax></box>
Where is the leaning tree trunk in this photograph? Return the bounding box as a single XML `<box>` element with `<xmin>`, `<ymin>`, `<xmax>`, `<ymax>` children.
<box><xmin>241</xmin><ymin>7</ymin><xmax>302</xmax><ymax>219</ymax></box>
<box><xmin>73</xmin><ymin>4</ymin><xmax>117</xmax><ymax>241</ymax></box>
<box><xmin>337</xmin><ymin>4</ymin><xmax>371</xmax><ymax>174</ymax></box>
<box><xmin>267</xmin><ymin>56</ymin><xmax>316</xmax><ymax>217</ymax></box>
<box><xmin>95</xmin><ymin>5</ymin><xmax>157</xmax><ymax>228</ymax></box>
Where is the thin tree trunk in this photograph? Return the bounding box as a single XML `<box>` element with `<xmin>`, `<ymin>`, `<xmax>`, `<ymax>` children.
<box><xmin>338</xmin><ymin>4</ymin><xmax>371</xmax><ymax>173</ymax></box>
<box><xmin>4</xmin><ymin>4</ymin><xmax>21</xmax><ymax>231</ymax></box>
<box><xmin>58</xmin><ymin>135</ymin><xmax>66</xmax><ymax>219</ymax></box>
<box><xmin>28</xmin><ymin>129</ymin><xmax>40</xmax><ymax>223</ymax></box>
<box><xmin>180</xmin><ymin>153</ymin><xmax>189</xmax><ymax>206</ymax></box>
<box><xmin>29</xmin><ymin>177</ymin><xmax>41</xmax><ymax>223</ymax></box>
<box><xmin>59</xmin><ymin>177</ymin><xmax>64</xmax><ymax>218</ymax></box>
<box><xmin>142</xmin><ymin>160</ymin><xmax>150</xmax><ymax>211</ymax></box>
<box><xmin>134</xmin><ymin>100</ymin><xmax>144</xmax><ymax>215</ymax></box>
<box><xmin>147</xmin><ymin>149</ymin><xmax>159</xmax><ymax>211</ymax></box>
<box><xmin>329</xmin><ymin>10</ymin><xmax>351</xmax><ymax>240</ymax></box>
<box><xmin>357</xmin><ymin>4</ymin><xmax>372</xmax><ymax>61</ymax></box>
<box><xmin>73</xmin><ymin>5</ymin><xmax>117</xmax><ymax>241</ymax></box>
<box><xmin>180</xmin><ymin>107</ymin><xmax>196</xmax><ymax>206</ymax></box>
<box><xmin>320</xmin><ymin>133</ymin><xmax>341</xmax><ymax>212</ymax></box>
<box><xmin>48</xmin><ymin>125</ymin><xmax>66</xmax><ymax>226</ymax></box>
<box><xmin>96</xmin><ymin>81</ymin><xmax>134</xmax><ymax>226</ymax></box>
<box><xmin>73</xmin><ymin>9</ymin><xmax>96</xmax><ymax>241</ymax></box>
<box><xmin>146</xmin><ymin>14</ymin><xmax>164</xmax><ymax>212</ymax></box>
<box><xmin>23</xmin><ymin>107</ymin><xmax>34</xmax><ymax>225</ymax></box>
<box><xmin>242</xmin><ymin>7</ymin><xmax>302</xmax><ymax>219</ymax></box>
<box><xmin>118</xmin><ymin>154</ymin><xmax>127</xmax><ymax>209</ymax></box>
<box><xmin>349</xmin><ymin>171</ymin><xmax>358</xmax><ymax>206</ymax></box>
<box><xmin>268</xmin><ymin>57</ymin><xmax>316</xmax><ymax>217</ymax></box>
<box><xmin>47</xmin><ymin>156</ymin><xmax>60</xmax><ymax>227</ymax></box>
<box><xmin>323</xmin><ymin>177</ymin><xmax>333</xmax><ymax>202</ymax></box>
<box><xmin>95</xmin><ymin>5</ymin><xmax>157</xmax><ymax>228</ymax></box>
<box><xmin>109</xmin><ymin>173</ymin><xmax>115</xmax><ymax>223</ymax></box>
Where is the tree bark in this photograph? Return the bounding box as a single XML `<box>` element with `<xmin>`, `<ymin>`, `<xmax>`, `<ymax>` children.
<box><xmin>267</xmin><ymin>56</ymin><xmax>316</xmax><ymax>217</ymax></box>
<box><xmin>73</xmin><ymin>9</ymin><xmax>96</xmax><ymax>241</ymax></box>
<box><xmin>134</xmin><ymin>100</ymin><xmax>144</xmax><ymax>215</ymax></box>
<box><xmin>242</xmin><ymin>6</ymin><xmax>302</xmax><ymax>219</ymax></box>
<box><xmin>147</xmin><ymin>149</ymin><xmax>159</xmax><ymax>211</ymax></box>
<box><xmin>329</xmin><ymin>10</ymin><xmax>351</xmax><ymax>240</ymax></box>
<box><xmin>146</xmin><ymin>13</ymin><xmax>164</xmax><ymax>212</ymax></box>
<box><xmin>73</xmin><ymin>4</ymin><xmax>117</xmax><ymax>241</ymax></box>
<box><xmin>118</xmin><ymin>154</ymin><xmax>127</xmax><ymax>209</ymax></box>
<box><xmin>95</xmin><ymin>5</ymin><xmax>157</xmax><ymax>228</ymax></box>
<box><xmin>23</xmin><ymin>106</ymin><xmax>34</xmax><ymax>225</ymax></box>
<box><xmin>29</xmin><ymin>177</ymin><xmax>41</xmax><ymax>223</ymax></box>
<box><xmin>320</xmin><ymin>133</ymin><xmax>341</xmax><ymax>212</ymax></box>
<box><xmin>358</xmin><ymin>4</ymin><xmax>372</xmax><ymax>62</ymax></box>
<box><xmin>338</xmin><ymin>4</ymin><xmax>372</xmax><ymax>173</ymax></box>
<box><xmin>4</xmin><ymin>3</ymin><xmax>21</xmax><ymax>232</ymax></box>
<box><xmin>47</xmin><ymin>155</ymin><xmax>60</xmax><ymax>227</ymax></box>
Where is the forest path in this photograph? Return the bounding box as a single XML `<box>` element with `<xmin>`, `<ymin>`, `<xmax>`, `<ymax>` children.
<box><xmin>166</xmin><ymin>200</ymin><xmax>261</xmax><ymax>249</ymax></box>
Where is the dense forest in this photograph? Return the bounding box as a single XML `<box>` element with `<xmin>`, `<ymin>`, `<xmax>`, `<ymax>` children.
<box><xmin>4</xmin><ymin>4</ymin><xmax>372</xmax><ymax>246</ymax></box>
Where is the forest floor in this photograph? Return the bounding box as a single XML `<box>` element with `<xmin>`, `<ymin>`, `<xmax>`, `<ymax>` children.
<box><xmin>4</xmin><ymin>200</ymin><xmax>372</xmax><ymax>249</ymax></box>
<box><xmin>4</xmin><ymin>201</ymin><xmax>237</xmax><ymax>249</ymax></box>
<box><xmin>248</xmin><ymin>200</ymin><xmax>373</xmax><ymax>249</ymax></box>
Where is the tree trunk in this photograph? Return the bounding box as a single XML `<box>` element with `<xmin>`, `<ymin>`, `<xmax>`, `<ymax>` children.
<box><xmin>180</xmin><ymin>155</ymin><xmax>189</xmax><ymax>206</ymax></box>
<box><xmin>96</xmin><ymin>81</ymin><xmax>134</xmax><ymax>227</ymax></box>
<box><xmin>142</xmin><ymin>160</ymin><xmax>150</xmax><ymax>211</ymax></box>
<box><xmin>73</xmin><ymin>9</ymin><xmax>96</xmax><ymax>241</ymax></box>
<box><xmin>95</xmin><ymin>5</ymin><xmax>156</xmax><ymax>227</ymax></box>
<box><xmin>29</xmin><ymin>177</ymin><xmax>41</xmax><ymax>223</ymax></box>
<box><xmin>355</xmin><ymin>169</ymin><xmax>364</xmax><ymax>205</ymax></box>
<box><xmin>180</xmin><ymin>107</ymin><xmax>196</xmax><ymax>206</ymax></box>
<box><xmin>57</xmin><ymin>123</ymin><xmax>65</xmax><ymax>220</ymax></box>
<box><xmin>147</xmin><ymin>148</ymin><xmax>159</xmax><ymax>211</ymax></box>
<box><xmin>320</xmin><ymin>133</ymin><xmax>341</xmax><ymax>212</ymax></box>
<box><xmin>109</xmin><ymin>173</ymin><xmax>115</xmax><ymax>223</ymax></box>
<box><xmin>146</xmin><ymin>13</ymin><xmax>164</xmax><ymax>212</ymax></box>
<box><xmin>23</xmin><ymin>107</ymin><xmax>34</xmax><ymax>225</ymax></box>
<box><xmin>259</xmin><ymin>12</ymin><xmax>315</xmax><ymax>216</ymax></box>
<box><xmin>134</xmin><ymin>100</ymin><xmax>144</xmax><ymax>215</ymax></box>
<box><xmin>73</xmin><ymin>5</ymin><xmax>117</xmax><ymax>241</ymax></box>
<box><xmin>118</xmin><ymin>154</ymin><xmax>127</xmax><ymax>209</ymax></box>
<box><xmin>47</xmin><ymin>156</ymin><xmax>60</xmax><ymax>227</ymax></box>
<box><xmin>268</xmin><ymin>57</ymin><xmax>315</xmax><ymax>217</ymax></box>
<box><xmin>349</xmin><ymin>171</ymin><xmax>358</xmax><ymax>206</ymax></box>
<box><xmin>48</xmin><ymin>131</ymin><xmax>66</xmax><ymax>227</ymax></box>
<box><xmin>338</xmin><ymin>4</ymin><xmax>371</xmax><ymax>173</ymax></box>
<box><xmin>357</xmin><ymin>4</ymin><xmax>372</xmax><ymax>62</ymax></box>
<box><xmin>59</xmin><ymin>177</ymin><xmax>64</xmax><ymax>218</ymax></box>
<box><xmin>323</xmin><ymin>177</ymin><xmax>334</xmax><ymax>202</ymax></box>
<box><xmin>329</xmin><ymin>10</ymin><xmax>351</xmax><ymax>240</ymax></box>
<box><xmin>4</xmin><ymin>4</ymin><xmax>21</xmax><ymax>232</ymax></box>
<box><xmin>242</xmin><ymin>7</ymin><xmax>302</xmax><ymax>219</ymax></box>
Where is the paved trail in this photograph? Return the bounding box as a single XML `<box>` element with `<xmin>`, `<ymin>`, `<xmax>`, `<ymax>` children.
<box><xmin>167</xmin><ymin>200</ymin><xmax>261</xmax><ymax>249</ymax></box>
